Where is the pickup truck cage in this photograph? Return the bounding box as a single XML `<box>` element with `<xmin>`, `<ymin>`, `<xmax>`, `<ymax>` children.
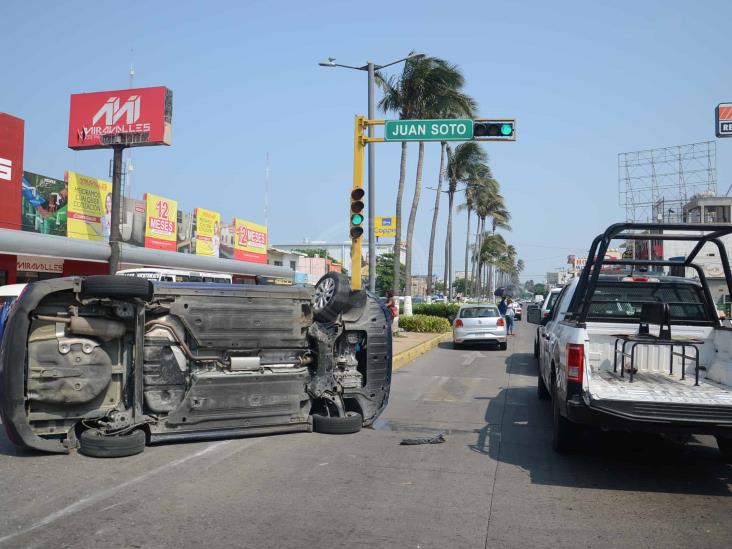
<box><xmin>567</xmin><ymin>223</ymin><xmax>732</xmax><ymax>325</ymax></box>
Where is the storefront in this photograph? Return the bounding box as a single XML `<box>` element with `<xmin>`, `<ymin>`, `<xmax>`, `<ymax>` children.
<box><xmin>0</xmin><ymin>253</ymin><xmax>108</xmax><ymax>285</ymax></box>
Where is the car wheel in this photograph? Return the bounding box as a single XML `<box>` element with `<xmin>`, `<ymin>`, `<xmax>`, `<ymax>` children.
<box><xmin>81</xmin><ymin>275</ymin><xmax>153</xmax><ymax>301</ymax></box>
<box><xmin>716</xmin><ymin>436</ymin><xmax>732</xmax><ymax>462</ymax></box>
<box><xmin>533</xmin><ymin>338</ymin><xmax>539</xmax><ymax>359</ymax></box>
<box><xmin>537</xmin><ymin>372</ymin><xmax>550</xmax><ymax>400</ymax></box>
<box><xmin>498</xmin><ymin>341</ymin><xmax>507</xmax><ymax>351</ymax></box>
<box><xmin>453</xmin><ymin>341</ymin><xmax>463</xmax><ymax>350</ymax></box>
<box><xmin>312</xmin><ymin>272</ymin><xmax>351</xmax><ymax>323</ymax></box>
<box><xmin>312</xmin><ymin>412</ymin><xmax>362</xmax><ymax>434</ymax></box>
<box><xmin>79</xmin><ymin>429</ymin><xmax>146</xmax><ymax>458</ymax></box>
<box><xmin>552</xmin><ymin>379</ymin><xmax>577</xmax><ymax>453</ymax></box>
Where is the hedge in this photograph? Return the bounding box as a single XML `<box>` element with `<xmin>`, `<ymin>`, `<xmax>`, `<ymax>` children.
<box><xmin>398</xmin><ymin>314</ymin><xmax>452</xmax><ymax>333</ymax></box>
<box><xmin>410</xmin><ymin>303</ymin><xmax>460</xmax><ymax>320</ymax></box>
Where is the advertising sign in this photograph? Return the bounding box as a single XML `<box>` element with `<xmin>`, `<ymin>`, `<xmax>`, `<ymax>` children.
<box><xmin>120</xmin><ymin>196</ymin><xmax>146</xmax><ymax>246</ymax></box>
<box><xmin>195</xmin><ymin>208</ymin><xmax>221</xmax><ymax>257</ymax></box>
<box><xmin>66</xmin><ymin>171</ymin><xmax>113</xmax><ymax>241</ymax></box>
<box><xmin>68</xmin><ymin>86</ymin><xmax>173</xmax><ymax>150</ymax></box>
<box><xmin>716</xmin><ymin>102</ymin><xmax>732</xmax><ymax>138</ymax></box>
<box><xmin>375</xmin><ymin>215</ymin><xmax>397</xmax><ymax>237</ymax></box>
<box><xmin>233</xmin><ymin>219</ymin><xmax>267</xmax><ymax>263</ymax></box>
<box><xmin>0</xmin><ymin>113</ymin><xmax>24</xmax><ymax>230</ymax></box>
<box><xmin>144</xmin><ymin>193</ymin><xmax>177</xmax><ymax>251</ymax></box>
<box><xmin>22</xmin><ymin>172</ymin><xmax>68</xmax><ymax>236</ymax></box>
<box><xmin>16</xmin><ymin>255</ymin><xmax>63</xmax><ymax>274</ymax></box>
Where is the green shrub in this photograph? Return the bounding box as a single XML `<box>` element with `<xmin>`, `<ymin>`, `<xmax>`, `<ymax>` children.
<box><xmin>399</xmin><ymin>314</ymin><xmax>452</xmax><ymax>333</ymax></box>
<box><xmin>410</xmin><ymin>303</ymin><xmax>460</xmax><ymax>320</ymax></box>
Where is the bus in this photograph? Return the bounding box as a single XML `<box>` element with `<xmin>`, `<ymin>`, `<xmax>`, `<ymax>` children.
<box><xmin>117</xmin><ymin>268</ymin><xmax>233</xmax><ymax>284</ymax></box>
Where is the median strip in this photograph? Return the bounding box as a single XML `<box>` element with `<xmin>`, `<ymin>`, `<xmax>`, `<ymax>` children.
<box><xmin>393</xmin><ymin>333</ymin><xmax>451</xmax><ymax>371</ymax></box>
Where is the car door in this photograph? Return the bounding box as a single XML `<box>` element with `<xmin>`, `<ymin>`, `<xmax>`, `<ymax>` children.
<box><xmin>542</xmin><ymin>287</ymin><xmax>570</xmax><ymax>379</ymax></box>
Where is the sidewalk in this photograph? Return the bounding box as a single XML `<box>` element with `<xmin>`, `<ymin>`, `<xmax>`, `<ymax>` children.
<box><xmin>392</xmin><ymin>331</ymin><xmax>451</xmax><ymax>371</ymax></box>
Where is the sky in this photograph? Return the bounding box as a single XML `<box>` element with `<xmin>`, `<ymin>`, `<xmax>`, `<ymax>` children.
<box><xmin>2</xmin><ymin>0</ymin><xmax>731</xmax><ymax>285</ymax></box>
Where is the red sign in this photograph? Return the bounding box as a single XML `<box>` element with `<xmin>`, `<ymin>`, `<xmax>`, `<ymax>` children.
<box><xmin>717</xmin><ymin>102</ymin><xmax>732</xmax><ymax>138</ymax></box>
<box><xmin>68</xmin><ymin>86</ymin><xmax>172</xmax><ymax>150</ymax></box>
<box><xmin>0</xmin><ymin>113</ymin><xmax>24</xmax><ymax>230</ymax></box>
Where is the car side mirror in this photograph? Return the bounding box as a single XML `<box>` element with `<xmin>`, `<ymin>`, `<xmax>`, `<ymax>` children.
<box><xmin>527</xmin><ymin>308</ymin><xmax>541</xmax><ymax>324</ymax></box>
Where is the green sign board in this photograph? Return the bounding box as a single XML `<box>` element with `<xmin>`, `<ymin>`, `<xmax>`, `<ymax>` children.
<box><xmin>384</xmin><ymin>118</ymin><xmax>473</xmax><ymax>142</ymax></box>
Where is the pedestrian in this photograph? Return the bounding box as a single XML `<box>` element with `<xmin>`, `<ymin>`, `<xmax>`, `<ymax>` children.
<box><xmin>498</xmin><ymin>296</ymin><xmax>508</xmax><ymax>316</ymax></box>
<box><xmin>505</xmin><ymin>298</ymin><xmax>516</xmax><ymax>336</ymax></box>
<box><xmin>386</xmin><ymin>291</ymin><xmax>399</xmax><ymax>337</ymax></box>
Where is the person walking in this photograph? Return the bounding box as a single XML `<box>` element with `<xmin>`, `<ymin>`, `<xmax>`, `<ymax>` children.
<box><xmin>505</xmin><ymin>298</ymin><xmax>516</xmax><ymax>336</ymax></box>
<box><xmin>386</xmin><ymin>291</ymin><xmax>399</xmax><ymax>337</ymax></box>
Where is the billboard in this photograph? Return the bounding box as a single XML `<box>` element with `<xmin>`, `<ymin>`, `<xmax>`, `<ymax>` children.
<box><xmin>68</xmin><ymin>86</ymin><xmax>173</xmax><ymax>150</ymax></box>
<box><xmin>22</xmin><ymin>172</ymin><xmax>68</xmax><ymax>236</ymax></box>
<box><xmin>66</xmin><ymin>171</ymin><xmax>113</xmax><ymax>241</ymax></box>
<box><xmin>176</xmin><ymin>210</ymin><xmax>194</xmax><ymax>253</ymax></box>
<box><xmin>195</xmin><ymin>207</ymin><xmax>221</xmax><ymax>257</ymax></box>
<box><xmin>120</xmin><ymin>196</ymin><xmax>146</xmax><ymax>247</ymax></box>
<box><xmin>716</xmin><ymin>102</ymin><xmax>732</xmax><ymax>138</ymax></box>
<box><xmin>0</xmin><ymin>113</ymin><xmax>24</xmax><ymax>230</ymax></box>
<box><xmin>375</xmin><ymin>215</ymin><xmax>397</xmax><ymax>237</ymax></box>
<box><xmin>144</xmin><ymin>193</ymin><xmax>177</xmax><ymax>251</ymax></box>
<box><xmin>233</xmin><ymin>219</ymin><xmax>267</xmax><ymax>263</ymax></box>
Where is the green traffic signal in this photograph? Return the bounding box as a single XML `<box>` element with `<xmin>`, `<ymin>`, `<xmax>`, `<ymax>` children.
<box><xmin>473</xmin><ymin>119</ymin><xmax>516</xmax><ymax>141</ymax></box>
<box><xmin>500</xmin><ymin>123</ymin><xmax>513</xmax><ymax>136</ymax></box>
<box><xmin>351</xmin><ymin>213</ymin><xmax>364</xmax><ymax>225</ymax></box>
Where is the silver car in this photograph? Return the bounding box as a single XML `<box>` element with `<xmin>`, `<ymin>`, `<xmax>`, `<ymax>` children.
<box><xmin>452</xmin><ymin>303</ymin><xmax>507</xmax><ymax>350</ymax></box>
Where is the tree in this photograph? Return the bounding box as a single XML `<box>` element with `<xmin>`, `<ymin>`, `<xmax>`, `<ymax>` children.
<box><xmin>375</xmin><ymin>252</ymin><xmax>405</xmax><ymax>296</ymax></box>
<box><xmin>532</xmin><ymin>283</ymin><xmax>547</xmax><ymax>296</ymax></box>
<box><xmin>445</xmin><ymin>143</ymin><xmax>488</xmax><ymax>298</ymax></box>
<box><xmin>460</xmin><ymin>172</ymin><xmax>496</xmax><ymax>297</ymax></box>
<box><xmin>379</xmin><ymin>56</ymin><xmax>475</xmax><ymax>296</ymax></box>
<box><xmin>452</xmin><ymin>277</ymin><xmax>468</xmax><ymax>295</ymax></box>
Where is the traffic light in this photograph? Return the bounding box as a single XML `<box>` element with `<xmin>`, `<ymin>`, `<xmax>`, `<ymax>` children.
<box><xmin>350</xmin><ymin>187</ymin><xmax>365</xmax><ymax>239</ymax></box>
<box><xmin>473</xmin><ymin>119</ymin><xmax>516</xmax><ymax>141</ymax></box>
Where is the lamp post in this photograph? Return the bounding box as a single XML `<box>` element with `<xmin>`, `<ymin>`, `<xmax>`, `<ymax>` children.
<box><xmin>319</xmin><ymin>53</ymin><xmax>424</xmax><ymax>293</ymax></box>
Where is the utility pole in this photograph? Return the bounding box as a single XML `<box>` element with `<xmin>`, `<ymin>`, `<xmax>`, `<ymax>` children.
<box><xmin>109</xmin><ymin>145</ymin><xmax>125</xmax><ymax>274</ymax></box>
<box><xmin>367</xmin><ymin>62</ymin><xmax>376</xmax><ymax>293</ymax></box>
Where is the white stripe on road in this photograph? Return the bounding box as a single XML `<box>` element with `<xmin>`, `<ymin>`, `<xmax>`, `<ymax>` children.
<box><xmin>0</xmin><ymin>440</ymin><xmax>233</xmax><ymax>546</ymax></box>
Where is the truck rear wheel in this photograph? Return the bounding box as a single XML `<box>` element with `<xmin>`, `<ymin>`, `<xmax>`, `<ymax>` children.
<box><xmin>537</xmin><ymin>372</ymin><xmax>550</xmax><ymax>400</ymax></box>
<box><xmin>552</xmin><ymin>381</ymin><xmax>577</xmax><ymax>453</ymax></box>
<box><xmin>716</xmin><ymin>436</ymin><xmax>732</xmax><ymax>462</ymax></box>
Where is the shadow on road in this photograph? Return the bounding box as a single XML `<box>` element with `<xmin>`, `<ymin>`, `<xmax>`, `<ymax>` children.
<box><xmin>437</xmin><ymin>341</ymin><xmax>502</xmax><ymax>351</ymax></box>
<box><xmin>470</xmin><ymin>381</ymin><xmax>731</xmax><ymax>496</ymax></box>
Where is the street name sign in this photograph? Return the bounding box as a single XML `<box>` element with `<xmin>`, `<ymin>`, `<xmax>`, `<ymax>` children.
<box><xmin>716</xmin><ymin>103</ymin><xmax>732</xmax><ymax>137</ymax></box>
<box><xmin>384</xmin><ymin>118</ymin><xmax>473</xmax><ymax>142</ymax></box>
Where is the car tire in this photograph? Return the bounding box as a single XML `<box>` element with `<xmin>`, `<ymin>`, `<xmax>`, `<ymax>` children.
<box><xmin>79</xmin><ymin>429</ymin><xmax>146</xmax><ymax>458</ymax></box>
<box><xmin>537</xmin><ymin>372</ymin><xmax>550</xmax><ymax>400</ymax></box>
<box><xmin>716</xmin><ymin>436</ymin><xmax>732</xmax><ymax>462</ymax></box>
<box><xmin>453</xmin><ymin>341</ymin><xmax>463</xmax><ymax>350</ymax></box>
<box><xmin>312</xmin><ymin>411</ymin><xmax>362</xmax><ymax>434</ymax></box>
<box><xmin>552</xmin><ymin>379</ymin><xmax>577</xmax><ymax>453</ymax></box>
<box><xmin>81</xmin><ymin>275</ymin><xmax>153</xmax><ymax>301</ymax></box>
<box><xmin>312</xmin><ymin>272</ymin><xmax>351</xmax><ymax>323</ymax></box>
<box><xmin>533</xmin><ymin>337</ymin><xmax>539</xmax><ymax>359</ymax></box>
<box><xmin>498</xmin><ymin>341</ymin><xmax>507</xmax><ymax>351</ymax></box>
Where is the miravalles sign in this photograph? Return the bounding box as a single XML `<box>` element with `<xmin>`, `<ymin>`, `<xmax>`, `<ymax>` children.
<box><xmin>68</xmin><ymin>86</ymin><xmax>173</xmax><ymax>150</ymax></box>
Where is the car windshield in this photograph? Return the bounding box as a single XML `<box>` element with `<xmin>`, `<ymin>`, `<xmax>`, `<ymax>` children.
<box><xmin>460</xmin><ymin>306</ymin><xmax>499</xmax><ymax>318</ymax></box>
<box><xmin>587</xmin><ymin>282</ymin><xmax>709</xmax><ymax>322</ymax></box>
<box><xmin>546</xmin><ymin>291</ymin><xmax>560</xmax><ymax>310</ymax></box>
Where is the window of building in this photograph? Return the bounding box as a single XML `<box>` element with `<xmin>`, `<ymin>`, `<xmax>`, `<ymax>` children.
<box><xmin>684</xmin><ymin>206</ymin><xmax>701</xmax><ymax>223</ymax></box>
<box><xmin>290</xmin><ymin>261</ymin><xmax>297</xmax><ymax>270</ymax></box>
<box><xmin>274</xmin><ymin>260</ymin><xmax>283</xmax><ymax>266</ymax></box>
<box><xmin>704</xmin><ymin>205</ymin><xmax>730</xmax><ymax>223</ymax></box>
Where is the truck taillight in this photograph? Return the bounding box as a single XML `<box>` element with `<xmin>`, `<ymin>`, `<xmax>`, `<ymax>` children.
<box><xmin>497</xmin><ymin>318</ymin><xmax>505</xmax><ymax>327</ymax></box>
<box><xmin>454</xmin><ymin>319</ymin><xmax>463</xmax><ymax>328</ymax></box>
<box><xmin>566</xmin><ymin>343</ymin><xmax>584</xmax><ymax>383</ymax></box>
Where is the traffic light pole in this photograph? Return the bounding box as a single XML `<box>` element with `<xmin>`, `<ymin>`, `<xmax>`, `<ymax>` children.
<box><xmin>367</xmin><ymin>62</ymin><xmax>376</xmax><ymax>293</ymax></box>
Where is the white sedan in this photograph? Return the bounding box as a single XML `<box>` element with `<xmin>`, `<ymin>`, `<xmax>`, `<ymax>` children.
<box><xmin>452</xmin><ymin>303</ymin><xmax>507</xmax><ymax>350</ymax></box>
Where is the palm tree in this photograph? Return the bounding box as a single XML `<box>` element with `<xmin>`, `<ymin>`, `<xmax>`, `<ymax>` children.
<box><xmin>479</xmin><ymin>233</ymin><xmax>507</xmax><ymax>297</ymax></box>
<box><xmin>459</xmin><ymin>171</ymin><xmax>494</xmax><ymax>297</ymax></box>
<box><xmin>379</xmin><ymin>56</ymin><xmax>475</xmax><ymax>297</ymax></box>
<box><xmin>444</xmin><ymin>142</ymin><xmax>488</xmax><ymax>298</ymax></box>
<box><xmin>472</xmin><ymin>185</ymin><xmax>507</xmax><ymax>296</ymax></box>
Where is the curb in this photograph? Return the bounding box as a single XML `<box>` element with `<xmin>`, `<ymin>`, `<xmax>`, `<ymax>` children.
<box><xmin>393</xmin><ymin>333</ymin><xmax>451</xmax><ymax>372</ymax></box>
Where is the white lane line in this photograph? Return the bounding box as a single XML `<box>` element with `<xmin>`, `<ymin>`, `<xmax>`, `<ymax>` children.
<box><xmin>0</xmin><ymin>440</ymin><xmax>232</xmax><ymax>546</ymax></box>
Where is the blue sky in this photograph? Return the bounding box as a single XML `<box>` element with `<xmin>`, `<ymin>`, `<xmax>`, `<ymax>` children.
<box><xmin>2</xmin><ymin>0</ymin><xmax>731</xmax><ymax>284</ymax></box>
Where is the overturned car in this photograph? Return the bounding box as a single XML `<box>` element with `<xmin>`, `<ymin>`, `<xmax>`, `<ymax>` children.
<box><xmin>0</xmin><ymin>273</ymin><xmax>392</xmax><ymax>457</ymax></box>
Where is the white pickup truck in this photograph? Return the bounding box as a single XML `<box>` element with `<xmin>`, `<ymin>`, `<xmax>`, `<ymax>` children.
<box><xmin>528</xmin><ymin>223</ymin><xmax>732</xmax><ymax>459</ymax></box>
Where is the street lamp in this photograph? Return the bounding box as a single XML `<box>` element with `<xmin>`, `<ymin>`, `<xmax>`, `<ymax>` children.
<box><xmin>319</xmin><ymin>52</ymin><xmax>425</xmax><ymax>293</ymax></box>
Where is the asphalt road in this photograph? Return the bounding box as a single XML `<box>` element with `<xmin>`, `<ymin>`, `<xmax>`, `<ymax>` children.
<box><xmin>0</xmin><ymin>318</ymin><xmax>730</xmax><ymax>548</ymax></box>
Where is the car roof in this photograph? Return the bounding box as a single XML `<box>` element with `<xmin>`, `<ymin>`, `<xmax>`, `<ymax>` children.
<box><xmin>459</xmin><ymin>303</ymin><xmax>498</xmax><ymax>308</ymax></box>
<box><xmin>0</xmin><ymin>283</ymin><xmax>27</xmax><ymax>297</ymax></box>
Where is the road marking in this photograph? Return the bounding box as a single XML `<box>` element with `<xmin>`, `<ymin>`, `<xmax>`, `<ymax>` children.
<box><xmin>461</xmin><ymin>352</ymin><xmax>486</xmax><ymax>366</ymax></box>
<box><xmin>0</xmin><ymin>440</ymin><xmax>232</xmax><ymax>546</ymax></box>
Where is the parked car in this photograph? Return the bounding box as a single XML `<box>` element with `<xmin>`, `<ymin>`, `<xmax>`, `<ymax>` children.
<box><xmin>452</xmin><ymin>303</ymin><xmax>507</xmax><ymax>350</ymax></box>
<box><xmin>528</xmin><ymin>223</ymin><xmax>732</xmax><ymax>459</ymax></box>
<box><xmin>0</xmin><ymin>273</ymin><xmax>392</xmax><ymax>457</ymax></box>
<box><xmin>513</xmin><ymin>302</ymin><xmax>523</xmax><ymax>320</ymax></box>
<box><xmin>533</xmin><ymin>288</ymin><xmax>563</xmax><ymax>359</ymax></box>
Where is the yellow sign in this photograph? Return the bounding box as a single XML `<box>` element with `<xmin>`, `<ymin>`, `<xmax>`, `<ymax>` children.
<box><xmin>233</xmin><ymin>218</ymin><xmax>268</xmax><ymax>264</ymax></box>
<box><xmin>375</xmin><ymin>215</ymin><xmax>397</xmax><ymax>237</ymax></box>
<box><xmin>194</xmin><ymin>207</ymin><xmax>221</xmax><ymax>257</ymax></box>
<box><xmin>144</xmin><ymin>193</ymin><xmax>178</xmax><ymax>251</ymax></box>
<box><xmin>66</xmin><ymin>171</ymin><xmax>113</xmax><ymax>241</ymax></box>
